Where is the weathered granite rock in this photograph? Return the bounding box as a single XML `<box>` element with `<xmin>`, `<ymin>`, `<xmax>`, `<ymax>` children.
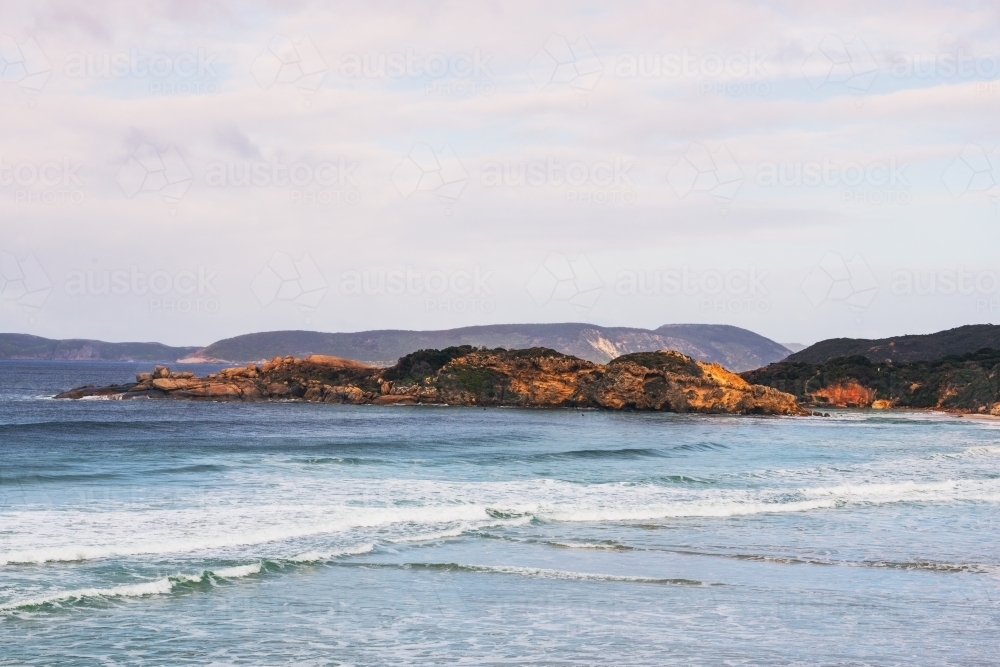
<box><xmin>54</xmin><ymin>347</ymin><xmax>807</xmax><ymax>416</ymax></box>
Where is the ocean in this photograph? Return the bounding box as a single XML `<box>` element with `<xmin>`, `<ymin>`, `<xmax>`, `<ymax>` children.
<box><xmin>1</xmin><ymin>360</ymin><xmax>999</xmax><ymax>665</ymax></box>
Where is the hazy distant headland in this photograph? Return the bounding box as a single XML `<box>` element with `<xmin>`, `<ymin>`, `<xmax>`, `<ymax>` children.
<box><xmin>1</xmin><ymin>323</ymin><xmax>792</xmax><ymax>373</ymax></box>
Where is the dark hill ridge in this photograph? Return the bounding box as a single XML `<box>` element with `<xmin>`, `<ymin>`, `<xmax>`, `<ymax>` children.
<box><xmin>180</xmin><ymin>323</ymin><xmax>792</xmax><ymax>372</ymax></box>
<box><xmin>0</xmin><ymin>333</ymin><xmax>199</xmax><ymax>362</ymax></box>
<box><xmin>787</xmin><ymin>324</ymin><xmax>1000</xmax><ymax>364</ymax></box>
<box><xmin>743</xmin><ymin>348</ymin><xmax>1000</xmax><ymax>414</ymax></box>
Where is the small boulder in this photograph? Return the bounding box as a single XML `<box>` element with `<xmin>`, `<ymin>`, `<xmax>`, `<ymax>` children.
<box><xmin>153</xmin><ymin>365</ymin><xmax>170</xmax><ymax>379</ymax></box>
<box><xmin>136</xmin><ymin>372</ymin><xmax>152</xmax><ymax>382</ymax></box>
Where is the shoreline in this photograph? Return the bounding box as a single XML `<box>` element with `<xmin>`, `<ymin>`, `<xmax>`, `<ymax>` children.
<box><xmin>952</xmin><ymin>413</ymin><xmax>1000</xmax><ymax>421</ymax></box>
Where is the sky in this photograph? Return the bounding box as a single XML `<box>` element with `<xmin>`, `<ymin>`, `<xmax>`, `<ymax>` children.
<box><xmin>1</xmin><ymin>0</ymin><xmax>999</xmax><ymax>347</ymax></box>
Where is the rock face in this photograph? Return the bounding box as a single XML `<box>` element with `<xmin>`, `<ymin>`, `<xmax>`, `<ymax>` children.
<box><xmin>55</xmin><ymin>347</ymin><xmax>807</xmax><ymax>416</ymax></box>
<box><xmin>743</xmin><ymin>348</ymin><xmax>1000</xmax><ymax>414</ymax></box>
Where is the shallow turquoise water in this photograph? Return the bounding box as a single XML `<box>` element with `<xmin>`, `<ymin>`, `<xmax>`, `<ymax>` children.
<box><xmin>2</xmin><ymin>360</ymin><xmax>999</xmax><ymax>665</ymax></box>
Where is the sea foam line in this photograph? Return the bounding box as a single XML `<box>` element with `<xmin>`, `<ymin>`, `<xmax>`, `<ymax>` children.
<box><xmin>398</xmin><ymin>562</ymin><xmax>706</xmax><ymax>586</ymax></box>
<box><xmin>0</xmin><ymin>506</ymin><xmax>501</xmax><ymax>566</ymax></box>
<box><xmin>286</xmin><ymin>543</ymin><xmax>376</xmax><ymax>563</ymax></box>
<box><xmin>0</xmin><ymin>562</ymin><xmax>261</xmax><ymax>613</ymax></box>
<box><xmin>4</xmin><ymin>478</ymin><xmax>997</xmax><ymax>567</ymax></box>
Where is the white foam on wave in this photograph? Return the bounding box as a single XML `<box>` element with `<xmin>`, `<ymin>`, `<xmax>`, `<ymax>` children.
<box><xmin>534</xmin><ymin>498</ymin><xmax>839</xmax><ymax>522</ymax></box>
<box><xmin>0</xmin><ymin>504</ymin><xmax>495</xmax><ymax>566</ymax></box>
<box><xmin>5</xmin><ymin>472</ymin><xmax>999</xmax><ymax>568</ymax></box>
<box><xmin>395</xmin><ymin>515</ymin><xmax>533</xmax><ymax>544</ymax></box>
<box><xmin>450</xmin><ymin>564</ymin><xmax>702</xmax><ymax>585</ymax></box>
<box><xmin>546</xmin><ymin>541</ymin><xmax>631</xmax><ymax>550</ymax></box>
<box><xmin>287</xmin><ymin>543</ymin><xmax>375</xmax><ymax>563</ymax></box>
<box><xmin>801</xmin><ymin>479</ymin><xmax>959</xmax><ymax>499</ymax></box>
<box><xmin>210</xmin><ymin>562</ymin><xmax>261</xmax><ymax>578</ymax></box>
<box><xmin>0</xmin><ymin>577</ymin><xmax>174</xmax><ymax>612</ymax></box>
<box><xmin>951</xmin><ymin>445</ymin><xmax>1000</xmax><ymax>459</ymax></box>
<box><xmin>0</xmin><ymin>561</ymin><xmax>262</xmax><ymax>613</ymax></box>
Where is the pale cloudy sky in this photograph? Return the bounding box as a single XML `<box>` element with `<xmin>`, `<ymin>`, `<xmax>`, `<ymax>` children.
<box><xmin>1</xmin><ymin>0</ymin><xmax>999</xmax><ymax>347</ymax></box>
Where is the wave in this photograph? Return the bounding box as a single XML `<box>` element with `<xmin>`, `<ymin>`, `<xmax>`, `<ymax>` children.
<box><xmin>0</xmin><ymin>471</ymin><xmax>124</xmax><ymax>485</ymax></box>
<box><xmin>672</xmin><ymin>441</ymin><xmax>729</xmax><ymax>452</ymax></box>
<box><xmin>534</xmin><ymin>478</ymin><xmax>1000</xmax><ymax>523</ymax></box>
<box><xmin>534</xmin><ymin>498</ymin><xmax>840</xmax><ymax>522</ymax></box>
<box><xmin>0</xmin><ymin>420</ymin><xmax>136</xmax><ymax>434</ymax></box>
<box><xmin>634</xmin><ymin>545</ymin><xmax>999</xmax><ymax>574</ymax></box>
<box><xmin>5</xmin><ymin>478</ymin><xmax>998</xmax><ymax>568</ymax></box>
<box><xmin>543</xmin><ymin>540</ymin><xmax>635</xmax><ymax>551</ymax></box>
<box><xmin>287</xmin><ymin>543</ymin><xmax>376</xmax><ymax>563</ymax></box>
<box><xmin>392</xmin><ymin>562</ymin><xmax>707</xmax><ymax>586</ymax></box>
<box><xmin>303</xmin><ymin>457</ymin><xmax>383</xmax><ymax>466</ymax></box>
<box><xmin>530</xmin><ymin>448</ymin><xmax>666</xmax><ymax>461</ymax></box>
<box><xmin>0</xmin><ymin>562</ymin><xmax>261</xmax><ymax>613</ymax></box>
<box><xmin>0</xmin><ymin>464</ymin><xmax>224</xmax><ymax>486</ymax></box>
<box><xmin>149</xmin><ymin>463</ymin><xmax>226</xmax><ymax>475</ymax></box>
<box><xmin>0</xmin><ymin>509</ymin><xmax>505</xmax><ymax>567</ymax></box>
<box><xmin>932</xmin><ymin>445</ymin><xmax>1000</xmax><ymax>461</ymax></box>
<box><xmin>861</xmin><ymin>559</ymin><xmax>994</xmax><ymax>573</ymax></box>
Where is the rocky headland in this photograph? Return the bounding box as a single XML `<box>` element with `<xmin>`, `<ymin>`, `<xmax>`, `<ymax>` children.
<box><xmin>743</xmin><ymin>348</ymin><xmax>1000</xmax><ymax>414</ymax></box>
<box><xmin>55</xmin><ymin>346</ymin><xmax>807</xmax><ymax>415</ymax></box>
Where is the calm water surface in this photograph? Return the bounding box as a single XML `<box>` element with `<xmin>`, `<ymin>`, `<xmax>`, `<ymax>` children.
<box><xmin>1</xmin><ymin>360</ymin><xmax>999</xmax><ymax>665</ymax></box>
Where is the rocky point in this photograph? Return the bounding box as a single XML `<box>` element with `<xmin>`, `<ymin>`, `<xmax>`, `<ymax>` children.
<box><xmin>55</xmin><ymin>346</ymin><xmax>807</xmax><ymax>416</ymax></box>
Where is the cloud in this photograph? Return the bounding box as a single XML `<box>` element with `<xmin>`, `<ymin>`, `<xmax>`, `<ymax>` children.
<box><xmin>0</xmin><ymin>0</ymin><xmax>995</xmax><ymax>345</ymax></box>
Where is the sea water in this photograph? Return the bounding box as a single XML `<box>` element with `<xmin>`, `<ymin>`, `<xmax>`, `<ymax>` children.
<box><xmin>1</xmin><ymin>360</ymin><xmax>999</xmax><ymax>665</ymax></box>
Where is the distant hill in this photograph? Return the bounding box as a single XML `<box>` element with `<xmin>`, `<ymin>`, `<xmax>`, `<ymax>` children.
<box><xmin>786</xmin><ymin>325</ymin><xmax>1000</xmax><ymax>364</ymax></box>
<box><xmin>181</xmin><ymin>323</ymin><xmax>791</xmax><ymax>372</ymax></box>
<box><xmin>0</xmin><ymin>334</ymin><xmax>199</xmax><ymax>362</ymax></box>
